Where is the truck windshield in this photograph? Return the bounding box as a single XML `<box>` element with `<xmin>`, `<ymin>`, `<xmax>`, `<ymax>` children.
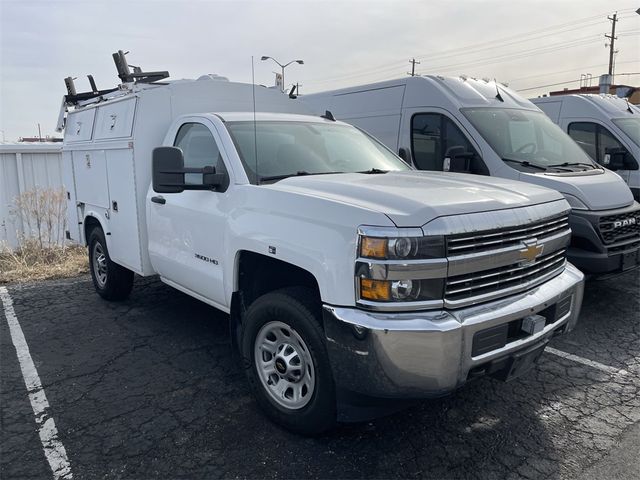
<box><xmin>225</xmin><ymin>121</ymin><xmax>411</xmax><ymax>183</ymax></box>
<box><xmin>462</xmin><ymin>108</ymin><xmax>598</xmax><ymax>172</ymax></box>
<box><xmin>612</xmin><ymin>118</ymin><xmax>640</xmax><ymax>147</ymax></box>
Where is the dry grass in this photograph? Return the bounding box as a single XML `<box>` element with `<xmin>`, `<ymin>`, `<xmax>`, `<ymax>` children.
<box><xmin>0</xmin><ymin>241</ymin><xmax>88</xmax><ymax>284</ymax></box>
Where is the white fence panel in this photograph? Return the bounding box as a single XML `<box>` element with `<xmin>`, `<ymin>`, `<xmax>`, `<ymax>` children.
<box><xmin>0</xmin><ymin>144</ymin><xmax>64</xmax><ymax>249</ymax></box>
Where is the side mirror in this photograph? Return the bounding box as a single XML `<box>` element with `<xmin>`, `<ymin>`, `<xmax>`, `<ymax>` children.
<box><xmin>152</xmin><ymin>146</ymin><xmax>225</xmax><ymax>193</ymax></box>
<box><xmin>604</xmin><ymin>147</ymin><xmax>627</xmax><ymax>171</ymax></box>
<box><xmin>443</xmin><ymin>146</ymin><xmax>474</xmax><ymax>173</ymax></box>
<box><xmin>398</xmin><ymin>147</ymin><xmax>410</xmax><ymax>164</ymax></box>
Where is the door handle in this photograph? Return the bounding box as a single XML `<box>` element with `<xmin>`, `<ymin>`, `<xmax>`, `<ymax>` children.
<box><xmin>151</xmin><ymin>196</ymin><xmax>166</xmax><ymax>205</ymax></box>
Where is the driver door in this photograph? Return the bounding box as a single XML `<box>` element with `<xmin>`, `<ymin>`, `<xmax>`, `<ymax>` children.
<box><xmin>147</xmin><ymin>119</ymin><xmax>231</xmax><ymax>309</ymax></box>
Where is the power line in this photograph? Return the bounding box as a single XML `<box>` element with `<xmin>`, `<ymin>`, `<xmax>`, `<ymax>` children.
<box><xmin>305</xmin><ymin>10</ymin><xmax>633</xmax><ymax>86</ymax></box>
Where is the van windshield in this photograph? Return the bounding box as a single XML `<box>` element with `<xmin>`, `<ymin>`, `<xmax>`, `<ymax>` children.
<box><xmin>226</xmin><ymin>121</ymin><xmax>411</xmax><ymax>184</ymax></box>
<box><xmin>612</xmin><ymin>118</ymin><xmax>640</xmax><ymax>147</ymax></box>
<box><xmin>462</xmin><ymin>108</ymin><xmax>598</xmax><ymax>172</ymax></box>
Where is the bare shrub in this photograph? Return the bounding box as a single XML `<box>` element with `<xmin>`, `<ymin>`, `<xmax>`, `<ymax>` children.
<box><xmin>0</xmin><ymin>187</ymin><xmax>88</xmax><ymax>283</ymax></box>
<box><xmin>10</xmin><ymin>187</ymin><xmax>68</xmax><ymax>250</ymax></box>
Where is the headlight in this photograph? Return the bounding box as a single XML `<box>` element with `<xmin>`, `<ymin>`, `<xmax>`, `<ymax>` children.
<box><xmin>358</xmin><ymin>227</ymin><xmax>445</xmax><ymax>260</ymax></box>
<box><xmin>359</xmin><ymin>278</ymin><xmax>443</xmax><ymax>302</ymax></box>
<box><xmin>356</xmin><ymin>226</ymin><xmax>446</xmax><ymax>310</ymax></box>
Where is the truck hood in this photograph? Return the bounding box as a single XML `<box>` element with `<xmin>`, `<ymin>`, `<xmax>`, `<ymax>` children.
<box><xmin>267</xmin><ymin>171</ymin><xmax>564</xmax><ymax>227</ymax></box>
<box><xmin>519</xmin><ymin>168</ymin><xmax>633</xmax><ymax>211</ymax></box>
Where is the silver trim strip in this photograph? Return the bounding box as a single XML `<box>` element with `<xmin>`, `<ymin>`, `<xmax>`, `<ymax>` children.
<box><xmin>356</xmin><ymin>257</ymin><xmax>448</xmax><ymax>280</ymax></box>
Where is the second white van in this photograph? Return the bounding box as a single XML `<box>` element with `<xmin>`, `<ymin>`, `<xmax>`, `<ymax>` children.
<box><xmin>531</xmin><ymin>94</ymin><xmax>640</xmax><ymax>201</ymax></box>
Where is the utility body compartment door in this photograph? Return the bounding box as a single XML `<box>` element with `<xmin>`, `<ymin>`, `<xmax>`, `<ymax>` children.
<box><xmin>72</xmin><ymin>149</ymin><xmax>109</xmax><ymax>208</ymax></box>
<box><xmin>105</xmin><ymin>147</ymin><xmax>142</xmax><ymax>272</ymax></box>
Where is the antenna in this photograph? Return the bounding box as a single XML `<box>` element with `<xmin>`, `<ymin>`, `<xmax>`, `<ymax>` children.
<box><xmin>494</xmin><ymin>79</ymin><xmax>504</xmax><ymax>102</ymax></box>
<box><xmin>251</xmin><ymin>56</ymin><xmax>259</xmax><ymax>184</ymax></box>
<box><xmin>625</xmin><ymin>97</ymin><xmax>634</xmax><ymax>114</ymax></box>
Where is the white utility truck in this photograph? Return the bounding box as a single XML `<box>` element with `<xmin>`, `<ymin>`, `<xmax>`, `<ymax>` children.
<box><xmin>531</xmin><ymin>94</ymin><xmax>640</xmax><ymax>202</ymax></box>
<box><xmin>302</xmin><ymin>76</ymin><xmax>640</xmax><ymax>277</ymax></box>
<box><xmin>60</xmin><ymin>53</ymin><xmax>584</xmax><ymax>434</ymax></box>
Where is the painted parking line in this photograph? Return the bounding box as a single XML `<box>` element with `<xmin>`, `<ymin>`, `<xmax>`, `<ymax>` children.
<box><xmin>546</xmin><ymin>346</ymin><xmax>630</xmax><ymax>376</ymax></box>
<box><xmin>0</xmin><ymin>286</ymin><xmax>73</xmax><ymax>480</ymax></box>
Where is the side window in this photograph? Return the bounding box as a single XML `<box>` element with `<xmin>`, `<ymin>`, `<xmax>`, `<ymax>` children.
<box><xmin>411</xmin><ymin>114</ymin><xmax>442</xmax><ymax>170</ymax></box>
<box><xmin>568</xmin><ymin>122</ymin><xmax>597</xmax><ymax>161</ymax></box>
<box><xmin>174</xmin><ymin>123</ymin><xmax>229</xmax><ymax>191</ymax></box>
<box><xmin>412</xmin><ymin>113</ymin><xmax>486</xmax><ymax>174</ymax></box>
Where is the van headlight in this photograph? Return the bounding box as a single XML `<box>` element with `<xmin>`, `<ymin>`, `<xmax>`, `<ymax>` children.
<box><xmin>356</xmin><ymin>227</ymin><xmax>446</xmax><ymax>309</ymax></box>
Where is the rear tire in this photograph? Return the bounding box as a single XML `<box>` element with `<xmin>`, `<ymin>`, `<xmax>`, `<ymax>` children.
<box><xmin>88</xmin><ymin>227</ymin><xmax>134</xmax><ymax>301</ymax></box>
<box><xmin>241</xmin><ymin>287</ymin><xmax>336</xmax><ymax>435</ymax></box>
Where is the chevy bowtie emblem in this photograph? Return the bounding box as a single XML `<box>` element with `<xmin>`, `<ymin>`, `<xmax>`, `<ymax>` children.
<box><xmin>520</xmin><ymin>239</ymin><xmax>544</xmax><ymax>264</ymax></box>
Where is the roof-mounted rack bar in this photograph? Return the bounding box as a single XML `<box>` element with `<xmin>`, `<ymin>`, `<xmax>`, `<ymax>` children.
<box><xmin>63</xmin><ymin>76</ymin><xmax>119</xmax><ymax>106</ymax></box>
<box><xmin>112</xmin><ymin>50</ymin><xmax>169</xmax><ymax>84</ymax></box>
<box><xmin>61</xmin><ymin>49</ymin><xmax>170</xmax><ymax>107</ymax></box>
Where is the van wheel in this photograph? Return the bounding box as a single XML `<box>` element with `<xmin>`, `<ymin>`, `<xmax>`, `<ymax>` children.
<box><xmin>241</xmin><ymin>287</ymin><xmax>336</xmax><ymax>435</ymax></box>
<box><xmin>88</xmin><ymin>227</ymin><xmax>134</xmax><ymax>301</ymax></box>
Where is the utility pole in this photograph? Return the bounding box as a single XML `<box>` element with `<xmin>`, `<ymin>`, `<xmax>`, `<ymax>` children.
<box><xmin>605</xmin><ymin>12</ymin><xmax>618</xmax><ymax>76</ymax></box>
<box><xmin>408</xmin><ymin>58</ymin><xmax>420</xmax><ymax>76</ymax></box>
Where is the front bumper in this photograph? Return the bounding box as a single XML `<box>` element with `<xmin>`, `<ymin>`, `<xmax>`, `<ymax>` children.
<box><xmin>322</xmin><ymin>263</ymin><xmax>584</xmax><ymax>399</ymax></box>
<box><xmin>568</xmin><ymin>204</ymin><xmax>640</xmax><ymax>275</ymax></box>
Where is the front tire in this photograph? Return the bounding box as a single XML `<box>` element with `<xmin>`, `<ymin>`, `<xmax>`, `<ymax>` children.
<box><xmin>241</xmin><ymin>287</ymin><xmax>336</xmax><ymax>435</ymax></box>
<box><xmin>88</xmin><ymin>227</ymin><xmax>134</xmax><ymax>301</ymax></box>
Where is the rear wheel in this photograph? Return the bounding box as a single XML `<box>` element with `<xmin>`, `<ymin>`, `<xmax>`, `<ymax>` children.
<box><xmin>242</xmin><ymin>287</ymin><xmax>336</xmax><ymax>435</ymax></box>
<box><xmin>88</xmin><ymin>227</ymin><xmax>133</xmax><ymax>301</ymax></box>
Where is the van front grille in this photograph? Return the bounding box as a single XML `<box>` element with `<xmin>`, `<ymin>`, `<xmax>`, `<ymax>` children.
<box><xmin>599</xmin><ymin>212</ymin><xmax>640</xmax><ymax>245</ymax></box>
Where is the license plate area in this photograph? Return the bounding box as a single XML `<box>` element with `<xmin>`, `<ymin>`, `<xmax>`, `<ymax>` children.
<box><xmin>621</xmin><ymin>249</ymin><xmax>640</xmax><ymax>271</ymax></box>
<box><xmin>490</xmin><ymin>340</ymin><xmax>549</xmax><ymax>382</ymax></box>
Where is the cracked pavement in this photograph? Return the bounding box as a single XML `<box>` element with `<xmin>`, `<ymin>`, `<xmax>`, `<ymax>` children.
<box><xmin>1</xmin><ymin>270</ymin><xmax>638</xmax><ymax>479</ymax></box>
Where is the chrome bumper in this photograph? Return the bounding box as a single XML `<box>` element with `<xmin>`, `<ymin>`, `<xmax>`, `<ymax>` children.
<box><xmin>322</xmin><ymin>263</ymin><xmax>584</xmax><ymax>398</ymax></box>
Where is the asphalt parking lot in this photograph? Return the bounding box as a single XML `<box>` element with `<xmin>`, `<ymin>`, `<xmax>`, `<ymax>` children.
<box><xmin>1</xmin><ymin>270</ymin><xmax>639</xmax><ymax>479</ymax></box>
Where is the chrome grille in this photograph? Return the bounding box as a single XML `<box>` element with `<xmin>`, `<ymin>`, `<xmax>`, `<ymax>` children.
<box><xmin>599</xmin><ymin>212</ymin><xmax>640</xmax><ymax>245</ymax></box>
<box><xmin>445</xmin><ymin>249</ymin><xmax>566</xmax><ymax>303</ymax></box>
<box><xmin>446</xmin><ymin>215</ymin><xmax>570</xmax><ymax>256</ymax></box>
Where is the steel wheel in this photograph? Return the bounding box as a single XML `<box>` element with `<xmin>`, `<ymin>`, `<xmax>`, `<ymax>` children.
<box><xmin>254</xmin><ymin>320</ymin><xmax>316</xmax><ymax>410</ymax></box>
<box><xmin>92</xmin><ymin>241</ymin><xmax>108</xmax><ymax>288</ymax></box>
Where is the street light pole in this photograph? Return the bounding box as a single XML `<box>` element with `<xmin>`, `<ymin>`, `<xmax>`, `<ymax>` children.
<box><xmin>261</xmin><ymin>56</ymin><xmax>304</xmax><ymax>92</ymax></box>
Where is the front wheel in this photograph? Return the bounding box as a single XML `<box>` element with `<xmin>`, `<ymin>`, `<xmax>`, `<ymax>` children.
<box><xmin>88</xmin><ymin>227</ymin><xmax>134</xmax><ymax>301</ymax></box>
<box><xmin>241</xmin><ymin>287</ymin><xmax>336</xmax><ymax>435</ymax></box>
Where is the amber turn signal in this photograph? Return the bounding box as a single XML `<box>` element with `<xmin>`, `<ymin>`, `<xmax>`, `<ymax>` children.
<box><xmin>360</xmin><ymin>237</ymin><xmax>387</xmax><ymax>258</ymax></box>
<box><xmin>360</xmin><ymin>278</ymin><xmax>391</xmax><ymax>301</ymax></box>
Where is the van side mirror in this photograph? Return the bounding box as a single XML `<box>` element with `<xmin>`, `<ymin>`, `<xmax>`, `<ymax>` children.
<box><xmin>443</xmin><ymin>146</ymin><xmax>474</xmax><ymax>173</ymax></box>
<box><xmin>398</xmin><ymin>147</ymin><xmax>410</xmax><ymax>164</ymax></box>
<box><xmin>152</xmin><ymin>146</ymin><xmax>225</xmax><ymax>193</ymax></box>
<box><xmin>603</xmin><ymin>146</ymin><xmax>636</xmax><ymax>171</ymax></box>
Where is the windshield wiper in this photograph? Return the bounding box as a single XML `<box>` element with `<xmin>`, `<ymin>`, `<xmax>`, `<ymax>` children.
<box><xmin>259</xmin><ymin>171</ymin><xmax>344</xmax><ymax>183</ymax></box>
<box><xmin>358</xmin><ymin>168</ymin><xmax>389</xmax><ymax>174</ymax></box>
<box><xmin>502</xmin><ymin>158</ymin><xmax>547</xmax><ymax>171</ymax></box>
<box><xmin>547</xmin><ymin>162</ymin><xmax>602</xmax><ymax>170</ymax></box>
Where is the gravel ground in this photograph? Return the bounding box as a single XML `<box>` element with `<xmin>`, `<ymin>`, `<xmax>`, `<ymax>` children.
<box><xmin>1</xmin><ymin>270</ymin><xmax>638</xmax><ymax>479</ymax></box>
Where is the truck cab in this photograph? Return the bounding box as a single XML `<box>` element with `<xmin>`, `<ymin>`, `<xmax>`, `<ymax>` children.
<box><xmin>302</xmin><ymin>76</ymin><xmax>640</xmax><ymax>276</ymax></box>
<box><xmin>531</xmin><ymin>94</ymin><xmax>640</xmax><ymax>201</ymax></box>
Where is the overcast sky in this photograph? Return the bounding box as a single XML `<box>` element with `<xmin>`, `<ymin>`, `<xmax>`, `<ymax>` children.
<box><xmin>1</xmin><ymin>0</ymin><xmax>638</xmax><ymax>141</ymax></box>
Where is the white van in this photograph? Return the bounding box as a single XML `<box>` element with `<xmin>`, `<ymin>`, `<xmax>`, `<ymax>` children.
<box><xmin>531</xmin><ymin>94</ymin><xmax>640</xmax><ymax>201</ymax></box>
<box><xmin>302</xmin><ymin>76</ymin><xmax>640</xmax><ymax>276</ymax></box>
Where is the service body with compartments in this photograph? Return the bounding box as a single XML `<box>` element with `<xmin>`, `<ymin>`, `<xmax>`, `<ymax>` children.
<box><xmin>60</xmin><ymin>62</ymin><xmax>584</xmax><ymax>434</ymax></box>
<box><xmin>302</xmin><ymin>76</ymin><xmax>640</xmax><ymax>276</ymax></box>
